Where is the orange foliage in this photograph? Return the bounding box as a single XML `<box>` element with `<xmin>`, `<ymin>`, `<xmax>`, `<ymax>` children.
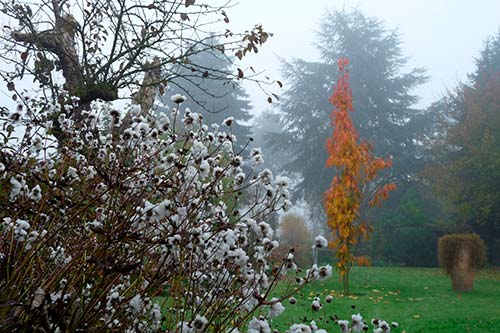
<box><xmin>324</xmin><ymin>58</ymin><xmax>395</xmax><ymax>293</ymax></box>
<box><xmin>354</xmin><ymin>255</ymin><xmax>372</xmax><ymax>267</ymax></box>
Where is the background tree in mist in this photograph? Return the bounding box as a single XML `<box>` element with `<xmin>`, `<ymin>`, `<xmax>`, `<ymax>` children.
<box><xmin>264</xmin><ymin>9</ymin><xmax>431</xmax><ymax>260</ymax></box>
<box><xmin>426</xmin><ymin>31</ymin><xmax>500</xmax><ymax>265</ymax></box>
<box><xmin>275</xmin><ymin>212</ymin><xmax>312</xmax><ymax>267</ymax></box>
<box><xmin>162</xmin><ymin>38</ymin><xmax>254</xmax><ymax>147</ymax></box>
<box><xmin>252</xmin><ymin>109</ymin><xmax>289</xmax><ymax>172</ymax></box>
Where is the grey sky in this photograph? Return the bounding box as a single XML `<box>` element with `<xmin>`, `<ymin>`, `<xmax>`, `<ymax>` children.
<box><xmin>230</xmin><ymin>0</ymin><xmax>500</xmax><ymax>116</ymax></box>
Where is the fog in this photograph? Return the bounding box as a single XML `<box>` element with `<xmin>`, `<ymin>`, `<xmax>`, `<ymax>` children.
<box><xmin>230</xmin><ymin>0</ymin><xmax>500</xmax><ymax>115</ymax></box>
<box><xmin>1</xmin><ymin>1</ymin><xmax>499</xmax><ymax>330</ymax></box>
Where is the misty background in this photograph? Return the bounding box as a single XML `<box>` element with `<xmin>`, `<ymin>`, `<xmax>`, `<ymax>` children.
<box><xmin>220</xmin><ymin>0</ymin><xmax>500</xmax><ymax>267</ymax></box>
<box><xmin>231</xmin><ymin>0</ymin><xmax>500</xmax><ymax>114</ymax></box>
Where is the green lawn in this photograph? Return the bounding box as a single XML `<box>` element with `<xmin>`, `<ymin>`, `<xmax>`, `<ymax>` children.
<box><xmin>271</xmin><ymin>267</ymin><xmax>500</xmax><ymax>332</ymax></box>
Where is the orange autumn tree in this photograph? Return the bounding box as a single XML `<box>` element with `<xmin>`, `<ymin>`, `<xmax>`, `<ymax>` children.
<box><xmin>324</xmin><ymin>58</ymin><xmax>396</xmax><ymax>294</ymax></box>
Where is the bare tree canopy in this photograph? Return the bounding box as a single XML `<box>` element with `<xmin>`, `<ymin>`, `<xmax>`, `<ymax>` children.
<box><xmin>0</xmin><ymin>0</ymin><xmax>272</xmax><ymax>112</ymax></box>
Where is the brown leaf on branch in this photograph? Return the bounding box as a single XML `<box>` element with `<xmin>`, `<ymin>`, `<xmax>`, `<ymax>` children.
<box><xmin>222</xmin><ymin>10</ymin><xmax>229</xmax><ymax>23</ymax></box>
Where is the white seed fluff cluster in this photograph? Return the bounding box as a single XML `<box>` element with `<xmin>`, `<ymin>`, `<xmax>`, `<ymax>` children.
<box><xmin>0</xmin><ymin>91</ymin><xmax>400</xmax><ymax>333</ymax></box>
